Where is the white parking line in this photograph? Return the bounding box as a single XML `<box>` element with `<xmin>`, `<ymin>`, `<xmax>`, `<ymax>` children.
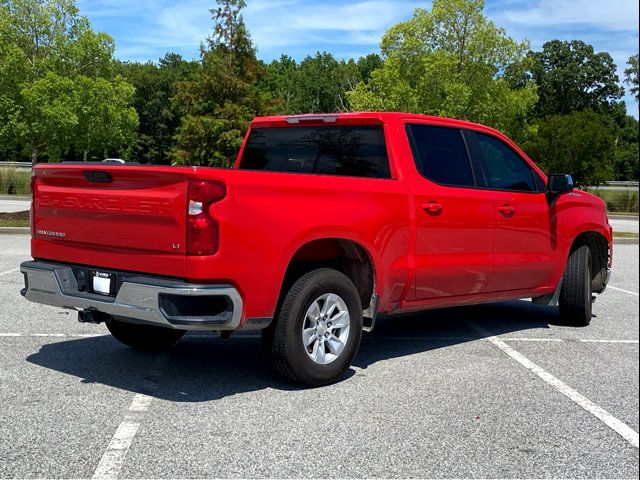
<box><xmin>501</xmin><ymin>337</ymin><xmax>564</xmax><ymax>342</ymax></box>
<box><xmin>91</xmin><ymin>415</ymin><xmax>144</xmax><ymax>479</ymax></box>
<box><xmin>365</xmin><ymin>335</ymin><xmax>477</xmax><ymax>341</ymax></box>
<box><xmin>0</xmin><ymin>333</ymin><xmax>105</xmax><ymax>338</ymax></box>
<box><xmin>466</xmin><ymin>320</ymin><xmax>639</xmax><ymax>449</ymax></box>
<box><xmin>579</xmin><ymin>339</ymin><xmax>639</xmax><ymax>344</ymax></box>
<box><xmin>0</xmin><ymin>268</ymin><xmax>19</xmax><ymax>276</ymax></box>
<box><xmin>608</xmin><ymin>286</ymin><xmax>640</xmax><ymax>296</ymax></box>
<box><xmin>128</xmin><ymin>394</ymin><xmax>154</xmax><ymax>412</ymax></box>
<box><xmin>503</xmin><ymin>337</ymin><xmax>639</xmax><ymax>344</ymax></box>
<box><xmin>92</xmin><ymin>354</ymin><xmax>169</xmax><ymax>479</ymax></box>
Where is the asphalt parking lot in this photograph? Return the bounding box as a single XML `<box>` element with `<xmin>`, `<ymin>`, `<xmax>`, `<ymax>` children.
<box><xmin>0</xmin><ymin>234</ymin><xmax>638</xmax><ymax>478</ymax></box>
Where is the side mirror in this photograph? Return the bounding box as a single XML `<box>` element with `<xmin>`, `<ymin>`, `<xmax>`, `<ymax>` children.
<box><xmin>547</xmin><ymin>174</ymin><xmax>574</xmax><ymax>194</ymax></box>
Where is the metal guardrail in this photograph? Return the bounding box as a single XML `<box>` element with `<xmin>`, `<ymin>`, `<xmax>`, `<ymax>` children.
<box><xmin>605</xmin><ymin>181</ymin><xmax>639</xmax><ymax>187</ymax></box>
<box><xmin>0</xmin><ymin>162</ymin><xmax>32</xmax><ymax>169</ymax></box>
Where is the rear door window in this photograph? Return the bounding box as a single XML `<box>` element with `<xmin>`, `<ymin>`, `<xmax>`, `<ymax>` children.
<box><xmin>239</xmin><ymin>125</ymin><xmax>390</xmax><ymax>178</ymax></box>
<box><xmin>406</xmin><ymin>124</ymin><xmax>475</xmax><ymax>187</ymax></box>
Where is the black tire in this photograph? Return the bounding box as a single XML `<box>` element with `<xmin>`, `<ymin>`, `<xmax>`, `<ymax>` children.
<box><xmin>559</xmin><ymin>245</ymin><xmax>593</xmax><ymax>326</ymax></box>
<box><xmin>262</xmin><ymin>268</ymin><xmax>363</xmax><ymax>387</ymax></box>
<box><xmin>106</xmin><ymin>318</ymin><xmax>186</xmax><ymax>351</ymax></box>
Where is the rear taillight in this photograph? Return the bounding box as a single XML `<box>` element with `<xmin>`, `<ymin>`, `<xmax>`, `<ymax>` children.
<box><xmin>186</xmin><ymin>181</ymin><xmax>226</xmax><ymax>256</ymax></box>
<box><xmin>30</xmin><ymin>175</ymin><xmax>38</xmax><ymax>238</ymax></box>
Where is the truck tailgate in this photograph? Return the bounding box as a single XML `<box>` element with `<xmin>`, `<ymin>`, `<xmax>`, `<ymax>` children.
<box><xmin>32</xmin><ymin>164</ymin><xmax>190</xmax><ymax>277</ymax></box>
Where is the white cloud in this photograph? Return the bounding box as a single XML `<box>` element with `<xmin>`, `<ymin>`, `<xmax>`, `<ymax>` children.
<box><xmin>244</xmin><ymin>0</ymin><xmax>431</xmax><ymax>52</ymax></box>
<box><xmin>490</xmin><ymin>0</ymin><xmax>639</xmax><ymax>32</ymax></box>
<box><xmin>78</xmin><ymin>0</ymin><xmax>160</xmax><ymax>18</ymax></box>
<box><xmin>80</xmin><ymin>0</ymin><xmax>430</xmax><ymax>60</ymax></box>
<box><xmin>248</xmin><ymin>1</ymin><xmax>407</xmax><ymax>31</ymax></box>
<box><xmin>155</xmin><ymin>1</ymin><xmax>212</xmax><ymax>47</ymax></box>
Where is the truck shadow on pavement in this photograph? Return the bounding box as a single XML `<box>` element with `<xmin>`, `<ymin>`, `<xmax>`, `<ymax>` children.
<box><xmin>26</xmin><ymin>300</ymin><xmax>573</xmax><ymax>402</ymax></box>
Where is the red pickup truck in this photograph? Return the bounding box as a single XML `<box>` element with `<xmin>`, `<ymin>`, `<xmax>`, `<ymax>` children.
<box><xmin>20</xmin><ymin>112</ymin><xmax>612</xmax><ymax>386</ymax></box>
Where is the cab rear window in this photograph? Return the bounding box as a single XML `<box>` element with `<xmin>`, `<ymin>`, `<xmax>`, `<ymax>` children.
<box><xmin>239</xmin><ymin>125</ymin><xmax>391</xmax><ymax>178</ymax></box>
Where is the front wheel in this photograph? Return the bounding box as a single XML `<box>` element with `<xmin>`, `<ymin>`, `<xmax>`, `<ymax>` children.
<box><xmin>559</xmin><ymin>245</ymin><xmax>593</xmax><ymax>326</ymax></box>
<box><xmin>106</xmin><ymin>318</ymin><xmax>186</xmax><ymax>351</ymax></box>
<box><xmin>262</xmin><ymin>268</ymin><xmax>363</xmax><ymax>387</ymax></box>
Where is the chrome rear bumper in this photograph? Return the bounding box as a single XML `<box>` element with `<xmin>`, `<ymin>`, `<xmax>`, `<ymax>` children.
<box><xmin>20</xmin><ymin>261</ymin><xmax>244</xmax><ymax>331</ymax></box>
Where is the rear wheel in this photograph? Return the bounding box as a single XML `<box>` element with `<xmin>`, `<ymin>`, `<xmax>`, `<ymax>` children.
<box><xmin>559</xmin><ymin>245</ymin><xmax>593</xmax><ymax>326</ymax></box>
<box><xmin>106</xmin><ymin>318</ymin><xmax>186</xmax><ymax>351</ymax></box>
<box><xmin>262</xmin><ymin>268</ymin><xmax>363</xmax><ymax>387</ymax></box>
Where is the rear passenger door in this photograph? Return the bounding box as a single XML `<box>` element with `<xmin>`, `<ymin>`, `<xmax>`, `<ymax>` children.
<box><xmin>406</xmin><ymin>124</ymin><xmax>495</xmax><ymax>300</ymax></box>
<box><xmin>464</xmin><ymin>130</ymin><xmax>557</xmax><ymax>292</ymax></box>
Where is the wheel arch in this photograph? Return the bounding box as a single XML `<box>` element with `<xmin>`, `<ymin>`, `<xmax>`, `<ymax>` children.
<box><xmin>277</xmin><ymin>238</ymin><xmax>377</xmax><ymax>311</ymax></box>
<box><xmin>568</xmin><ymin>231</ymin><xmax>610</xmax><ymax>293</ymax></box>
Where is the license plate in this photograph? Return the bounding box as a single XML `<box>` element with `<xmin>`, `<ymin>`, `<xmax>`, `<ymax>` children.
<box><xmin>91</xmin><ymin>271</ymin><xmax>115</xmax><ymax>296</ymax></box>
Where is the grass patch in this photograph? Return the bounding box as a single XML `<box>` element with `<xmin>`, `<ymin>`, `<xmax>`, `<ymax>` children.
<box><xmin>612</xmin><ymin>231</ymin><xmax>639</xmax><ymax>239</ymax></box>
<box><xmin>608</xmin><ymin>212</ymin><xmax>639</xmax><ymax>217</ymax></box>
<box><xmin>0</xmin><ymin>211</ymin><xmax>29</xmax><ymax>228</ymax></box>
<box><xmin>0</xmin><ymin>219</ymin><xmax>28</xmax><ymax>228</ymax></box>
<box><xmin>590</xmin><ymin>188</ymin><xmax>639</xmax><ymax>213</ymax></box>
<box><xmin>0</xmin><ymin>211</ymin><xmax>29</xmax><ymax>221</ymax></box>
<box><xmin>0</xmin><ymin>168</ymin><xmax>31</xmax><ymax>195</ymax></box>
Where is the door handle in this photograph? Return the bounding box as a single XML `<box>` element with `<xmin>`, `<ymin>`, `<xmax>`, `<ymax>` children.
<box><xmin>422</xmin><ymin>201</ymin><xmax>443</xmax><ymax>215</ymax></box>
<box><xmin>497</xmin><ymin>204</ymin><xmax>515</xmax><ymax>216</ymax></box>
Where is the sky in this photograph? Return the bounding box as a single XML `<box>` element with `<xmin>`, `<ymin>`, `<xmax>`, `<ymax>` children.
<box><xmin>77</xmin><ymin>0</ymin><xmax>640</xmax><ymax>117</ymax></box>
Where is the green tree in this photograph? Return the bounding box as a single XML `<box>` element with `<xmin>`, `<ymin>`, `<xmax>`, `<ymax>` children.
<box><xmin>624</xmin><ymin>53</ymin><xmax>639</xmax><ymax>103</ymax></box>
<box><xmin>0</xmin><ymin>0</ymin><xmax>137</xmax><ymax>163</ymax></box>
<box><xmin>171</xmin><ymin>0</ymin><xmax>267</xmax><ymax>167</ymax></box>
<box><xmin>72</xmin><ymin>75</ymin><xmax>138</xmax><ymax>161</ymax></box>
<box><xmin>296</xmin><ymin>52</ymin><xmax>351</xmax><ymax>113</ymax></box>
<box><xmin>18</xmin><ymin>72</ymin><xmax>77</xmax><ymax>162</ymax></box>
<box><xmin>262</xmin><ymin>52</ymin><xmax>383</xmax><ymax>115</ymax></box>
<box><xmin>348</xmin><ymin>0</ymin><xmax>537</xmax><ymax>139</ymax></box>
<box><xmin>356</xmin><ymin>53</ymin><xmax>383</xmax><ymax>84</ymax></box>
<box><xmin>612</xmin><ymin>115</ymin><xmax>639</xmax><ymax>180</ymax></box>
<box><xmin>522</xmin><ymin>111</ymin><xmax>615</xmax><ymax>186</ymax></box>
<box><xmin>0</xmin><ymin>32</ymin><xmax>30</xmax><ymax>159</ymax></box>
<box><xmin>118</xmin><ymin>53</ymin><xmax>199</xmax><ymax>164</ymax></box>
<box><xmin>528</xmin><ymin>40</ymin><xmax>624</xmax><ymax>117</ymax></box>
<box><xmin>261</xmin><ymin>55</ymin><xmax>300</xmax><ymax>114</ymax></box>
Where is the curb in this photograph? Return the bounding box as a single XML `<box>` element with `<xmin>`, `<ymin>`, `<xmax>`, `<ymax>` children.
<box><xmin>609</xmin><ymin>214</ymin><xmax>639</xmax><ymax>220</ymax></box>
<box><xmin>0</xmin><ymin>227</ymin><xmax>29</xmax><ymax>234</ymax></box>
<box><xmin>613</xmin><ymin>237</ymin><xmax>639</xmax><ymax>245</ymax></box>
<box><xmin>0</xmin><ymin>195</ymin><xmax>30</xmax><ymax>201</ymax></box>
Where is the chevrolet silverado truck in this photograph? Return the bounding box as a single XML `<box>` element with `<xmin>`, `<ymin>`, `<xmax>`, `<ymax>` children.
<box><xmin>20</xmin><ymin>112</ymin><xmax>612</xmax><ymax>387</ymax></box>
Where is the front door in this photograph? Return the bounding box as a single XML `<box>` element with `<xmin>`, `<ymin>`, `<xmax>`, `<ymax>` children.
<box><xmin>465</xmin><ymin>130</ymin><xmax>557</xmax><ymax>292</ymax></box>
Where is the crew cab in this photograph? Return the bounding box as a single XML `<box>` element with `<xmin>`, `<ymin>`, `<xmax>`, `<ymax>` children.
<box><xmin>20</xmin><ymin>112</ymin><xmax>613</xmax><ymax>386</ymax></box>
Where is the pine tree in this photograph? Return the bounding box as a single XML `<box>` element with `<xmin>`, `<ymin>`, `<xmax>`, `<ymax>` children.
<box><xmin>171</xmin><ymin>0</ymin><xmax>267</xmax><ymax>167</ymax></box>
